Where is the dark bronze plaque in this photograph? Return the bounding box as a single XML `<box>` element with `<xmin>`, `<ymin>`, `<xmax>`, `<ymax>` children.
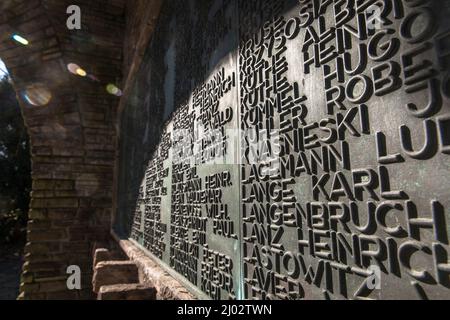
<box><xmin>117</xmin><ymin>0</ymin><xmax>450</xmax><ymax>300</ymax></box>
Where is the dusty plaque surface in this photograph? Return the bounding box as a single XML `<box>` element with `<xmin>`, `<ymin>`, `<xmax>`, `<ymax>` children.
<box><xmin>117</xmin><ymin>0</ymin><xmax>450</xmax><ymax>300</ymax></box>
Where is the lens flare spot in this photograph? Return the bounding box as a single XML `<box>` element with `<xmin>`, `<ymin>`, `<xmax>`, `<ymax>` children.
<box><xmin>106</xmin><ymin>84</ymin><xmax>123</xmax><ymax>97</ymax></box>
<box><xmin>67</xmin><ymin>63</ymin><xmax>79</xmax><ymax>74</ymax></box>
<box><xmin>12</xmin><ymin>34</ymin><xmax>29</xmax><ymax>46</ymax></box>
<box><xmin>67</xmin><ymin>63</ymin><xmax>87</xmax><ymax>77</ymax></box>
<box><xmin>23</xmin><ymin>83</ymin><xmax>52</xmax><ymax>106</ymax></box>
<box><xmin>76</xmin><ymin>68</ymin><xmax>87</xmax><ymax>77</ymax></box>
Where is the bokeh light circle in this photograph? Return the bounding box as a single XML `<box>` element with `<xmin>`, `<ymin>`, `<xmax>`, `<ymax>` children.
<box><xmin>12</xmin><ymin>34</ymin><xmax>29</xmax><ymax>46</ymax></box>
<box><xmin>22</xmin><ymin>83</ymin><xmax>52</xmax><ymax>107</ymax></box>
<box><xmin>106</xmin><ymin>84</ymin><xmax>123</xmax><ymax>97</ymax></box>
<box><xmin>76</xmin><ymin>68</ymin><xmax>87</xmax><ymax>77</ymax></box>
<box><xmin>67</xmin><ymin>63</ymin><xmax>87</xmax><ymax>77</ymax></box>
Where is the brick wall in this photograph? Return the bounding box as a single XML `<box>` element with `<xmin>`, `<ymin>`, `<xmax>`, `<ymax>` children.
<box><xmin>0</xmin><ymin>0</ymin><xmax>127</xmax><ymax>300</ymax></box>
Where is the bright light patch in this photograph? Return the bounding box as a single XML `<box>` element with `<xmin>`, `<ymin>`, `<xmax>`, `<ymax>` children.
<box><xmin>12</xmin><ymin>34</ymin><xmax>29</xmax><ymax>46</ymax></box>
<box><xmin>23</xmin><ymin>83</ymin><xmax>52</xmax><ymax>107</ymax></box>
<box><xmin>76</xmin><ymin>68</ymin><xmax>87</xmax><ymax>77</ymax></box>
<box><xmin>106</xmin><ymin>84</ymin><xmax>123</xmax><ymax>97</ymax></box>
<box><xmin>67</xmin><ymin>63</ymin><xmax>79</xmax><ymax>74</ymax></box>
<box><xmin>0</xmin><ymin>59</ymin><xmax>8</xmax><ymax>77</ymax></box>
<box><xmin>67</xmin><ymin>63</ymin><xmax>87</xmax><ymax>77</ymax></box>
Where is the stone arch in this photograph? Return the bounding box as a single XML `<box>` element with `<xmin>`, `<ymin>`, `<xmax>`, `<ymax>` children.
<box><xmin>0</xmin><ymin>0</ymin><xmax>126</xmax><ymax>299</ymax></box>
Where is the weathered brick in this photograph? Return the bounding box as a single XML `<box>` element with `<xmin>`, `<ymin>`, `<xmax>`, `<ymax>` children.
<box><xmin>92</xmin><ymin>261</ymin><xmax>140</xmax><ymax>293</ymax></box>
<box><xmin>32</xmin><ymin>198</ymin><xmax>79</xmax><ymax>209</ymax></box>
<box><xmin>47</xmin><ymin>209</ymin><xmax>77</xmax><ymax>220</ymax></box>
<box><xmin>38</xmin><ymin>280</ymin><xmax>69</xmax><ymax>293</ymax></box>
<box><xmin>46</xmin><ymin>291</ymin><xmax>79</xmax><ymax>300</ymax></box>
<box><xmin>46</xmin><ymin>198</ymin><xmax>78</xmax><ymax>208</ymax></box>
<box><xmin>28</xmin><ymin>209</ymin><xmax>48</xmax><ymax>220</ymax></box>
<box><xmin>21</xmin><ymin>272</ymin><xmax>35</xmax><ymax>284</ymax></box>
<box><xmin>24</xmin><ymin>242</ymin><xmax>60</xmax><ymax>255</ymax></box>
<box><xmin>93</xmin><ymin>248</ymin><xmax>111</xmax><ymax>268</ymax></box>
<box><xmin>20</xmin><ymin>283</ymin><xmax>40</xmax><ymax>294</ymax></box>
<box><xmin>32</xmin><ymin>180</ymin><xmax>54</xmax><ymax>190</ymax></box>
<box><xmin>98</xmin><ymin>284</ymin><xmax>156</xmax><ymax>300</ymax></box>
<box><xmin>27</xmin><ymin>229</ymin><xmax>67</xmax><ymax>242</ymax></box>
<box><xmin>27</xmin><ymin>220</ymin><xmax>51</xmax><ymax>231</ymax></box>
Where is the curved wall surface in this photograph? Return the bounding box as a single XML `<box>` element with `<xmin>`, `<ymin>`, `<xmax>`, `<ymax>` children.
<box><xmin>117</xmin><ymin>0</ymin><xmax>450</xmax><ymax>300</ymax></box>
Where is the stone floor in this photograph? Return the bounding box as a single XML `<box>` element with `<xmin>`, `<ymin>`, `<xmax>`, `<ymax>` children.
<box><xmin>0</xmin><ymin>246</ymin><xmax>23</xmax><ymax>300</ymax></box>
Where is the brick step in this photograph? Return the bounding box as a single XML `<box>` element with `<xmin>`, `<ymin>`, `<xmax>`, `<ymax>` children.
<box><xmin>92</xmin><ymin>261</ymin><xmax>140</xmax><ymax>293</ymax></box>
<box><xmin>98</xmin><ymin>284</ymin><xmax>156</xmax><ymax>300</ymax></box>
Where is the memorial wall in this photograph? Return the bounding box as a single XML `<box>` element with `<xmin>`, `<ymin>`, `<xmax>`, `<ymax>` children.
<box><xmin>116</xmin><ymin>0</ymin><xmax>450</xmax><ymax>300</ymax></box>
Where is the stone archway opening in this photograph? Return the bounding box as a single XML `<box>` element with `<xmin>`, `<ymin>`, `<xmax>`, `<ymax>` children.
<box><xmin>0</xmin><ymin>58</ymin><xmax>31</xmax><ymax>300</ymax></box>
